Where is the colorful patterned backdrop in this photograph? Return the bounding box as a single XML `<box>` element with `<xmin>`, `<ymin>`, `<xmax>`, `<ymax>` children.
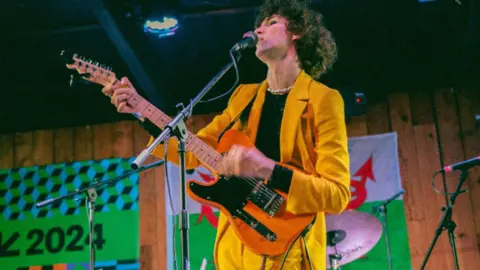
<box><xmin>0</xmin><ymin>157</ymin><xmax>140</xmax><ymax>270</ymax></box>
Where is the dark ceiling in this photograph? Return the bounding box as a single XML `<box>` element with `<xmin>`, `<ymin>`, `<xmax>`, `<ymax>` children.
<box><xmin>0</xmin><ymin>0</ymin><xmax>478</xmax><ymax>134</ymax></box>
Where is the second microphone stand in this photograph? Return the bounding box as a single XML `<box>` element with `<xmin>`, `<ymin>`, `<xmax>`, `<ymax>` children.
<box><xmin>420</xmin><ymin>169</ymin><xmax>470</xmax><ymax>270</ymax></box>
<box><xmin>372</xmin><ymin>189</ymin><xmax>405</xmax><ymax>270</ymax></box>
<box><xmin>36</xmin><ymin>159</ymin><xmax>165</xmax><ymax>270</ymax></box>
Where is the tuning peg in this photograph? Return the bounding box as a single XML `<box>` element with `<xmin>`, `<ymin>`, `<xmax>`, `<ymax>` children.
<box><xmin>68</xmin><ymin>72</ymin><xmax>93</xmax><ymax>87</ymax></box>
<box><xmin>60</xmin><ymin>49</ymin><xmax>71</xmax><ymax>63</ymax></box>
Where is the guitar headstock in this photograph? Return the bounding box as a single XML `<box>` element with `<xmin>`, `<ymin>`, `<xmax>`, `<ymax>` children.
<box><xmin>62</xmin><ymin>50</ymin><xmax>117</xmax><ymax>87</ymax></box>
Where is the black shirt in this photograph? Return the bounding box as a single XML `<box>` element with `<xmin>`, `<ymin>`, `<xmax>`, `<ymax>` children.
<box><xmin>255</xmin><ymin>91</ymin><xmax>293</xmax><ymax>193</ymax></box>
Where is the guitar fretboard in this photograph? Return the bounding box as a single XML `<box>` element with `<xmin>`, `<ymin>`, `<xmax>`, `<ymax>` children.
<box><xmin>128</xmin><ymin>93</ymin><xmax>223</xmax><ymax>172</ymax></box>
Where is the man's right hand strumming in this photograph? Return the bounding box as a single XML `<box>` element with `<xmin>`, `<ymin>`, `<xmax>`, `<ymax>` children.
<box><xmin>102</xmin><ymin>77</ymin><xmax>140</xmax><ymax>114</ymax></box>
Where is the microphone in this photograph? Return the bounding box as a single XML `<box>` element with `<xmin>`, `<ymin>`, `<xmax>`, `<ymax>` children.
<box><xmin>438</xmin><ymin>156</ymin><xmax>480</xmax><ymax>173</ymax></box>
<box><xmin>230</xmin><ymin>31</ymin><xmax>258</xmax><ymax>52</ymax></box>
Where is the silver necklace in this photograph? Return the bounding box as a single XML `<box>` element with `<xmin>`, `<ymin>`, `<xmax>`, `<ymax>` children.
<box><xmin>267</xmin><ymin>86</ymin><xmax>293</xmax><ymax>95</ymax></box>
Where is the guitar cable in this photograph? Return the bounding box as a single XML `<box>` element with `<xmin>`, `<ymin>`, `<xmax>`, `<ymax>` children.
<box><xmin>197</xmin><ymin>47</ymin><xmax>241</xmax><ymax>104</ymax></box>
<box><xmin>279</xmin><ymin>220</ymin><xmax>315</xmax><ymax>269</ymax></box>
<box><xmin>302</xmin><ymin>234</ymin><xmax>313</xmax><ymax>270</ymax></box>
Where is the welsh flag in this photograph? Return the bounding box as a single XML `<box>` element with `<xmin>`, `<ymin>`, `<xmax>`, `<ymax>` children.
<box><xmin>164</xmin><ymin>132</ymin><xmax>412</xmax><ymax>269</ymax></box>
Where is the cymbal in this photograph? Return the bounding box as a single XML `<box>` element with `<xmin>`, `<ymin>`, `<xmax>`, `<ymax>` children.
<box><xmin>325</xmin><ymin>210</ymin><xmax>383</xmax><ymax>268</ymax></box>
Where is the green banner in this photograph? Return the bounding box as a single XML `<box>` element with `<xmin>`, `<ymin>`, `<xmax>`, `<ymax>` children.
<box><xmin>0</xmin><ymin>158</ymin><xmax>139</xmax><ymax>269</ymax></box>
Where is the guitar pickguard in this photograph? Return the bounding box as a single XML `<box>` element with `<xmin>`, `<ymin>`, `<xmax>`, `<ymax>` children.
<box><xmin>188</xmin><ymin>175</ymin><xmax>284</xmax><ymax>241</ymax></box>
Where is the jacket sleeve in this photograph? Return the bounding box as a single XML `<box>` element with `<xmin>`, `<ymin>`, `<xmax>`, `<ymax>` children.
<box><xmin>285</xmin><ymin>89</ymin><xmax>351</xmax><ymax>215</ymax></box>
<box><xmin>147</xmin><ymin>85</ymin><xmax>245</xmax><ymax>169</ymax></box>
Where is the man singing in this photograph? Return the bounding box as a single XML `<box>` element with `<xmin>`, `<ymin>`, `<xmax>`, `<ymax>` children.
<box><xmin>104</xmin><ymin>0</ymin><xmax>351</xmax><ymax>268</ymax></box>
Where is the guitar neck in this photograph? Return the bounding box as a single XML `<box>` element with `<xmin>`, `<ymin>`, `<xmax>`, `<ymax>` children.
<box><xmin>65</xmin><ymin>53</ymin><xmax>223</xmax><ymax>172</ymax></box>
<box><xmin>128</xmin><ymin>93</ymin><xmax>222</xmax><ymax>172</ymax></box>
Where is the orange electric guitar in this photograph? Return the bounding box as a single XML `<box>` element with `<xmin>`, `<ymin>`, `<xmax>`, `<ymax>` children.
<box><xmin>63</xmin><ymin>51</ymin><xmax>316</xmax><ymax>256</ymax></box>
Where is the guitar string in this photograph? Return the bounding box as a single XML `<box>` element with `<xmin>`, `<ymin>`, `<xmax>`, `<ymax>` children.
<box><xmin>133</xmin><ymin>94</ymin><xmax>283</xmax><ymax>208</ymax></box>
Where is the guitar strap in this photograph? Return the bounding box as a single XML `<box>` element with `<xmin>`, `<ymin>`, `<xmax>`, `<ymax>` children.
<box><xmin>217</xmin><ymin>90</ymin><xmax>258</xmax><ymax>143</ymax></box>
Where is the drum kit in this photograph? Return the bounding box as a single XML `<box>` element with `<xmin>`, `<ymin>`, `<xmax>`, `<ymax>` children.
<box><xmin>325</xmin><ymin>210</ymin><xmax>384</xmax><ymax>269</ymax></box>
<box><xmin>325</xmin><ymin>190</ymin><xmax>404</xmax><ymax>269</ymax></box>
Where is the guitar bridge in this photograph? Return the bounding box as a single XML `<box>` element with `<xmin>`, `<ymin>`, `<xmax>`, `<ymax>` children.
<box><xmin>234</xmin><ymin>208</ymin><xmax>277</xmax><ymax>242</ymax></box>
<box><xmin>248</xmin><ymin>182</ymin><xmax>285</xmax><ymax>216</ymax></box>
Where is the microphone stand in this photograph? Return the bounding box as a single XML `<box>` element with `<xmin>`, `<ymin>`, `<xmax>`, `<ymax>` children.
<box><xmin>35</xmin><ymin>159</ymin><xmax>165</xmax><ymax>270</ymax></box>
<box><xmin>131</xmin><ymin>50</ymin><xmax>243</xmax><ymax>270</ymax></box>
<box><xmin>420</xmin><ymin>169</ymin><xmax>470</xmax><ymax>270</ymax></box>
<box><xmin>372</xmin><ymin>189</ymin><xmax>405</xmax><ymax>270</ymax></box>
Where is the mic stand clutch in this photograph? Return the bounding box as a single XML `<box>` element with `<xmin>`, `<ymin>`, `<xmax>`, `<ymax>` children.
<box><xmin>372</xmin><ymin>189</ymin><xmax>405</xmax><ymax>270</ymax></box>
<box><xmin>420</xmin><ymin>170</ymin><xmax>470</xmax><ymax>270</ymax></box>
<box><xmin>131</xmin><ymin>51</ymin><xmax>243</xmax><ymax>270</ymax></box>
<box><xmin>35</xmin><ymin>159</ymin><xmax>165</xmax><ymax>270</ymax></box>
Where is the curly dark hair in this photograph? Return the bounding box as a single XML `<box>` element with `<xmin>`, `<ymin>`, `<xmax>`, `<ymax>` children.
<box><xmin>255</xmin><ymin>0</ymin><xmax>338</xmax><ymax>79</ymax></box>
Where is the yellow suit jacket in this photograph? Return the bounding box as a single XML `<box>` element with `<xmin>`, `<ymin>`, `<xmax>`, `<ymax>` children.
<box><xmin>150</xmin><ymin>70</ymin><xmax>351</xmax><ymax>269</ymax></box>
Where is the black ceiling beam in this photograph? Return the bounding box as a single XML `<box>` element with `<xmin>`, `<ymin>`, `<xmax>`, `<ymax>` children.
<box><xmin>12</xmin><ymin>24</ymin><xmax>102</xmax><ymax>38</ymax></box>
<box><xmin>86</xmin><ymin>0</ymin><xmax>164</xmax><ymax>110</ymax></box>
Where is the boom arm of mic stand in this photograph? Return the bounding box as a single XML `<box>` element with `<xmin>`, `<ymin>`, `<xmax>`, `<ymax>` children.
<box><xmin>35</xmin><ymin>159</ymin><xmax>165</xmax><ymax>208</ymax></box>
<box><xmin>130</xmin><ymin>52</ymin><xmax>242</xmax><ymax>169</ymax></box>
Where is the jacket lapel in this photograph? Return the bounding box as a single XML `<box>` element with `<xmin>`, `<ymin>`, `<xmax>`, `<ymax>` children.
<box><xmin>245</xmin><ymin>70</ymin><xmax>312</xmax><ymax>163</ymax></box>
<box><xmin>280</xmin><ymin>70</ymin><xmax>311</xmax><ymax>163</ymax></box>
<box><xmin>246</xmin><ymin>80</ymin><xmax>268</xmax><ymax>143</ymax></box>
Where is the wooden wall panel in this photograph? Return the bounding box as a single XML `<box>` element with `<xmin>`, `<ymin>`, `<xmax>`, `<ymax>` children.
<box><xmin>0</xmin><ymin>87</ymin><xmax>479</xmax><ymax>269</ymax></box>
<box><xmin>113</xmin><ymin>121</ymin><xmax>134</xmax><ymax>158</ymax></box>
<box><xmin>388</xmin><ymin>92</ymin><xmax>431</xmax><ymax>268</ymax></box>
<box><xmin>14</xmin><ymin>132</ymin><xmax>34</xmax><ymax>168</ymax></box>
<box><xmin>347</xmin><ymin>115</ymin><xmax>368</xmax><ymax>137</ymax></box>
<box><xmin>389</xmin><ymin>93</ymin><xmax>423</xmax><ymax>222</ymax></box>
<box><xmin>54</xmin><ymin>128</ymin><xmax>74</xmax><ymax>163</ymax></box>
<box><xmin>32</xmin><ymin>130</ymin><xmax>53</xmax><ymax>165</ymax></box>
<box><xmin>0</xmin><ymin>134</ymin><xmax>14</xmax><ymax>168</ymax></box>
<box><xmin>366</xmin><ymin>99</ymin><xmax>391</xmax><ymax>134</ymax></box>
<box><xmin>93</xmin><ymin>123</ymin><xmax>114</xmax><ymax>160</ymax></box>
<box><xmin>73</xmin><ymin>125</ymin><xmax>93</xmax><ymax>161</ymax></box>
<box><xmin>410</xmin><ymin>91</ymin><xmax>451</xmax><ymax>269</ymax></box>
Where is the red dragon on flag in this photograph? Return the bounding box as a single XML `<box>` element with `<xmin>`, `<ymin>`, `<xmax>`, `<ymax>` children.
<box><xmin>346</xmin><ymin>155</ymin><xmax>376</xmax><ymax>210</ymax></box>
